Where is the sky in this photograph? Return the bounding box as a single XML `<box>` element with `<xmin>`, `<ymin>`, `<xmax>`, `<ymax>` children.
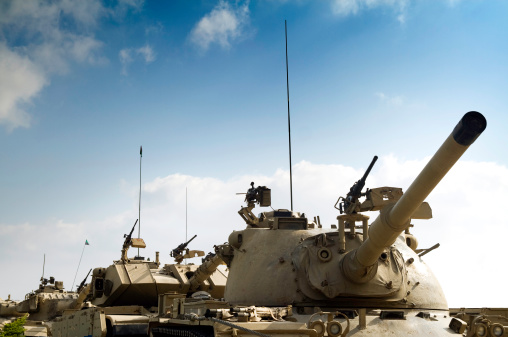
<box><xmin>0</xmin><ymin>0</ymin><xmax>507</xmax><ymax>309</ymax></box>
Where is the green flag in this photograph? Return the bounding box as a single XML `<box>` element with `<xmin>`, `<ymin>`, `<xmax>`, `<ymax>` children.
<box><xmin>85</xmin><ymin>240</ymin><xmax>90</xmax><ymax>245</ymax></box>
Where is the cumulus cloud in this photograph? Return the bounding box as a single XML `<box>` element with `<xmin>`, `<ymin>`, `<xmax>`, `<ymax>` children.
<box><xmin>119</xmin><ymin>44</ymin><xmax>156</xmax><ymax>75</ymax></box>
<box><xmin>0</xmin><ymin>0</ymin><xmax>141</xmax><ymax>130</ymax></box>
<box><xmin>331</xmin><ymin>0</ymin><xmax>409</xmax><ymax>23</ymax></box>
<box><xmin>0</xmin><ymin>42</ymin><xmax>47</xmax><ymax>130</ymax></box>
<box><xmin>0</xmin><ymin>157</ymin><xmax>506</xmax><ymax>307</ymax></box>
<box><xmin>189</xmin><ymin>0</ymin><xmax>251</xmax><ymax>51</ymax></box>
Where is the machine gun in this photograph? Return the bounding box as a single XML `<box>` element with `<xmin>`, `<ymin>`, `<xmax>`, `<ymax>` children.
<box><xmin>237</xmin><ymin>182</ymin><xmax>271</xmax><ymax>226</ymax></box>
<box><xmin>244</xmin><ymin>182</ymin><xmax>271</xmax><ymax>206</ymax></box>
<box><xmin>120</xmin><ymin>219</ymin><xmax>146</xmax><ymax>262</ymax></box>
<box><xmin>336</xmin><ymin>155</ymin><xmax>378</xmax><ymax>214</ymax></box>
<box><xmin>76</xmin><ymin>268</ymin><xmax>92</xmax><ymax>293</ymax></box>
<box><xmin>124</xmin><ymin>219</ymin><xmax>138</xmax><ymax>245</ymax></box>
<box><xmin>171</xmin><ymin>235</ymin><xmax>197</xmax><ymax>263</ymax></box>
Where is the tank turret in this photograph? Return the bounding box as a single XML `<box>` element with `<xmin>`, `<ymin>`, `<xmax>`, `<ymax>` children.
<box><xmin>0</xmin><ymin>276</ymin><xmax>78</xmax><ymax>326</ymax></box>
<box><xmin>220</xmin><ymin>111</ymin><xmax>487</xmax><ymax>311</ymax></box>
<box><xmin>88</xmin><ymin>223</ymin><xmax>227</xmax><ymax>307</ymax></box>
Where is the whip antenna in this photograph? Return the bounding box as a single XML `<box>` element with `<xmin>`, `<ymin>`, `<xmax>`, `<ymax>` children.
<box><xmin>138</xmin><ymin>146</ymin><xmax>142</xmax><ymax>256</ymax></box>
<box><xmin>186</xmin><ymin>187</ymin><xmax>188</xmax><ymax>242</ymax></box>
<box><xmin>41</xmin><ymin>254</ymin><xmax>45</xmax><ymax>280</ymax></box>
<box><xmin>285</xmin><ymin>20</ymin><xmax>293</xmax><ymax>211</ymax></box>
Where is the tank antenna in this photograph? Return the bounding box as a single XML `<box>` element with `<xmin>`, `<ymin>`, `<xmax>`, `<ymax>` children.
<box><xmin>185</xmin><ymin>187</ymin><xmax>188</xmax><ymax>263</ymax></box>
<box><xmin>138</xmin><ymin>146</ymin><xmax>142</xmax><ymax>257</ymax></box>
<box><xmin>41</xmin><ymin>253</ymin><xmax>45</xmax><ymax>281</ymax></box>
<box><xmin>285</xmin><ymin>20</ymin><xmax>293</xmax><ymax>211</ymax></box>
<box><xmin>186</xmin><ymin>187</ymin><xmax>188</xmax><ymax>242</ymax></box>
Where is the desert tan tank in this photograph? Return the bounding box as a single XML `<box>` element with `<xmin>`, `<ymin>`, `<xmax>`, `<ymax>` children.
<box><xmin>0</xmin><ymin>277</ymin><xmax>79</xmax><ymax>336</ymax></box>
<box><xmin>136</xmin><ymin>111</ymin><xmax>506</xmax><ymax>337</ymax></box>
<box><xmin>49</xmin><ymin>221</ymin><xmax>228</xmax><ymax>337</ymax></box>
<box><xmin>18</xmin><ymin>111</ymin><xmax>506</xmax><ymax>337</ymax></box>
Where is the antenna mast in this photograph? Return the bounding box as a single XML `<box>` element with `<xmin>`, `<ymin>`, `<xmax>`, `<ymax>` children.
<box><xmin>138</xmin><ymin>146</ymin><xmax>142</xmax><ymax>256</ymax></box>
<box><xmin>41</xmin><ymin>254</ymin><xmax>45</xmax><ymax>280</ymax></box>
<box><xmin>186</xmin><ymin>187</ymin><xmax>188</xmax><ymax>242</ymax></box>
<box><xmin>285</xmin><ymin>20</ymin><xmax>294</xmax><ymax>211</ymax></box>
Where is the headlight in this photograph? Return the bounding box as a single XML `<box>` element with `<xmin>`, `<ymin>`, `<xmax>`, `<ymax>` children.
<box><xmin>475</xmin><ymin>323</ymin><xmax>488</xmax><ymax>337</ymax></box>
<box><xmin>326</xmin><ymin>321</ymin><xmax>343</xmax><ymax>337</ymax></box>
<box><xmin>490</xmin><ymin>323</ymin><xmax>505</xmax><ymax>337</ymax></box>
<box><xmin>309</xmin><ymin>320</ymin><xmax>325</xmax><ymax>337</ymax></box>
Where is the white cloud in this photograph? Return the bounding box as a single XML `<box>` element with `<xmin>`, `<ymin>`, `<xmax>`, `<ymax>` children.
<box><xmin>119</xmin><ymin>44</ymin><xmax>156</xmax><ymax>75</ymax></box>
<box><xmin>145</xmin><ymin>22</ymin><xmax>164</xmax><ymax>36</ymax></box>
<box><xmin>376</xmin><ymin>92</ymin><xmax>404</xmax><ymax>106</ymax></box>
<box><xmin>0</xmin><ymin>43</ymin><xmax>47</xmax><ymax>130</ymax></box>
<box><xmin>189</xmin><ymin>0</ymin><xmax>251</xmax><ymax>51</ymax></box>
<box><xmin>331</xmin><ymin>0</ymin><xmax>408</xmax><ymax>23</ymax></box>
<box><xmin>0</xmin><ymin>156</ymin><xmax>506</xmax><ymax>308</ymax></box>
<box><xmin>137</xmin><ymin>45</ymin><xmax>156</xmax><ymax>63</ymax></box>
<box><xmin>0</xmin><ymin>0</ymin><xmax>141</xmax><ymax>130</ymax></box>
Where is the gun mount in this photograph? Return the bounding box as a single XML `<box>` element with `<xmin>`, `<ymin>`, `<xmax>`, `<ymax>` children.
<box><xmin>238</xmin><ymin>182</ymin><xmax>271</xmax><ymax>226</ymax></box>
<box><xmin>336</xmin><ymin>155</ymin><xmax>378</xmax><ymax>215</ymax></box>
<box><xmin>170</xmin><ymin>234</ymin><xmax>205</xmax><ymax>264</ymax></box>
<box><xmin>121</xmin><ymin>219</ymin><xmax>146</xmax><ymax>262</ymax></box>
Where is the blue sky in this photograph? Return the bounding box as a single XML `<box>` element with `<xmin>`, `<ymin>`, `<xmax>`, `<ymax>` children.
<box><xmin>0</xmin><ymin>0</ymin><xmax>507</xmax><ymax>307</ymax></box>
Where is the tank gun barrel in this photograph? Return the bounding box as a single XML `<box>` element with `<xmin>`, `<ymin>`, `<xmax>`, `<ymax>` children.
<box><xmin>72</xmin><ymin>283</ymin><xmax>91</xmax><ymax>309</ymax></box>
<box><xmin>343</xmin><ymin>111</ymin><xmax>487</xmax><ymax>283</ymax></box>
<box><xmin>188</xmin><ymin>253</ymin><xmax>223</xmax><ymax>293</ymax></box>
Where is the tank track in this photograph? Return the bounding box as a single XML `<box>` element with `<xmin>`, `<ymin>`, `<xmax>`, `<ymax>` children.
<box><xmin>151</xmin><ymin>326</ymin><xmax>214</xmax><ymax>337</ymax></box>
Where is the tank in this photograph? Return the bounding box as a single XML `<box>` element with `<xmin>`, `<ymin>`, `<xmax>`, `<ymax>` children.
<box><xmin>49</xmin><ymin>221</ymin><xmax>228</xmax><ymax>337</ymax></box>
<box><xmin>11</xmin><ymin>111</ymin><xmax>506</xmax><ymax>337</ymax></box>
<box><xmin>134</xmin><ymin>111</ymin><xmax>506</xmax><ymax>337</ymax></box>
<box><xmin>146</xmin><ymin>111</ymin><xmax>503</xmax><ymax>337</ymax></box>
<box><xmin>0</xmin><ymin>277</ymin><xmax>78</xmax><ymax>336</ymax></box>
<box><xmin>1</xmin><ymin>220</ymin><xmax>228</xmax><ymax>337</ymax></box>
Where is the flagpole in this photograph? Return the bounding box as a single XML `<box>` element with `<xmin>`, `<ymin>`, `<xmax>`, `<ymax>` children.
<box><xmin>71</xmin><ymin>241</ymin><xmax>88</xmax><ymax>291</ymax></box>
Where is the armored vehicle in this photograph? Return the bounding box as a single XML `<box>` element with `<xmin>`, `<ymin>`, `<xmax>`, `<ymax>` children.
<box><xmin>50</xmin><ymin>221</ymin><xmax>228</xmax><ymax>337</ymax></box>
<box><xmin>0</xmin><ymin>277</ymin><xmax>78</xmax><ymax>336</ymax></box>
<box><xmin>139</xmin><ymin>111</ymin><xmax>505</xmax><ymax>337</ymax></box>
<box><xmin>8</xmin><ymin>111</ymin><xmax>505</xmax><ymax>337</ymax></box>
<box><xmin>208</xmin><ymin>111</ymin><xmax>497</xmax><ymax>336</ymax></box>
